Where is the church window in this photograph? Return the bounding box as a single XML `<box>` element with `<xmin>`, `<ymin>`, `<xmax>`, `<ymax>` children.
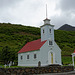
<box><xmin>43</xmin><ymin>29</ymin><xmax>44</xmax><ymax>33</ymax></box>
<box><xmin>21</xmin><ymin>56</ymin><xmax>23</xmax><ymax>60</ymax></box>
<box><xmin>27</xmin><ymin>55</ymin><xmax>29</xmax><ymax>59</ymax></box>
<box><xmin>49</xmin><ymin>41</ymin><xmax>53</xmax><ymax>45</ymax></box>
<box><xmin>49</xmin><ymin>29</ymin><xmax>51</xmax><ymax>33</ymax></box>
<box><xmin>34</xmin><ymin>54</ymin><xmax>37</xmax><ymax>59</ymax></box>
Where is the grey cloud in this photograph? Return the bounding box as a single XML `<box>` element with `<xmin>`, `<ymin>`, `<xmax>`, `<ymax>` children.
<box><xmin>51</xmin><ymin>0</ymin><xmax>75</xmax><ymax>29</ymax></box>
<box><xmin>58</xmin><ymin>0</ymin><xmax>75</xmax><ymax>12</ymax></box>
<box><xmin>0</xmin><ymin>0</ymin><xmax>21</xmax><ymax>8</ymax></box>
<box><xmin>50</xmin><ymin>12</ymin><xmax>75</xmax><ymax>29</ymax></box>
<box><xmin>51</xmin><ymin>15</ymin><xmax>67</xmax><ymax>29</ymax></box>
<box><xmin>0</xmin><ymin>0</ymin><xmax>75</xmax><ymax>29</ymax></box>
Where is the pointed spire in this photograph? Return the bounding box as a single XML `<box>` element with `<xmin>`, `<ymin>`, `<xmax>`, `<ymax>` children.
<box><xmin>46</xmin><ymin>4</ymin><xmax>48</xmax><ymax>19</ymax></box>
<box><xmin>43</xmin><ymin>4</ymin><xmax>50</xmax><ymax>25</ymax></box>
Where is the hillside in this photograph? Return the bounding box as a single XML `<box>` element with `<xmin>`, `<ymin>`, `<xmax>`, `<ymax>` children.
<box><xmin>58</xmin><ymin>24</ymin><xmax>75</xmax><ymax>31</ymax></box>
<box><xmin>0</xmin><ymin>23</ymin><xmax>75</xmax><ymax>64</ymax></box>
<box><xmin>0</xmin><ymin>23</ymin><xmax>40</xmax><ymax>50</ymax></box>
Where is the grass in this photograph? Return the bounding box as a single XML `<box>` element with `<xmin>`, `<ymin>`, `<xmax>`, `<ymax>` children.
<box><xmin>62</xmin><ymin>56</ymin><xmax>72</xmax><ymax>65</ymax></box>
<box><xmin>0</xmin><ymin>65</ymin><xmax>26</xmax><ymax>68</ymax></box>
<box><xmin>0</xmin><ymin>64</ymin><xmax>32</xmax><ymax>68</ymax></box>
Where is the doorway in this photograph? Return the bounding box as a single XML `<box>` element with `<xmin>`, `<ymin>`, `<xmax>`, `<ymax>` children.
<box><xmin>48</xmin><ymin>51</ymin><xmax>55</xmax><ymax>64</ymax></box>
<box><xmin>51</xmin><ymin>52</ymin><xmax>53</xmax><ymax>64</ymax></box>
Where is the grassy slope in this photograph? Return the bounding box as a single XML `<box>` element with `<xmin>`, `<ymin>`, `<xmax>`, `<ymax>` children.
<box><xmin>0</xmin><ymin>23</ymin><xmax>75</xmax><ymax>64</ymax></box>
<box><xmin>55</xmin><ymin>30</ymin><xmax>75</xmax><ymax>55</ymax></box>
<box><xmin>0</xmin><ymin>23</ymin><xmax>40</xmax><ymax>52</ymax></box>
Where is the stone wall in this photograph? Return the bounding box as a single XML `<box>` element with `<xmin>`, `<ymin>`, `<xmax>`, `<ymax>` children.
<box><xmin>0</xmin><ymin>66</ymin><xmax>74</xmax><ymax>75</ymax></box>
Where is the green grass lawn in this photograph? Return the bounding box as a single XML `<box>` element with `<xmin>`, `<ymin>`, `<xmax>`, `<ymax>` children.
<box><xmin>62</xmin><ymin>56</ymin><xmax>72</xmax><ymax>65</ymax></box>
<box><xmin>0</xmin><ymin>64</ymin><xmax>27</xmax><ymax>68</ymax></box>
<box><xmin>0</xmin><ymin>64</ymin><xmax>32</xmax><ymax>68</ymax></box>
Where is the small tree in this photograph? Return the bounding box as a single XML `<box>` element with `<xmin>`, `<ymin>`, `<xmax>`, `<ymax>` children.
<box><xmin>1</xmin><ymin>46</ymin><xmax>11</xmax><ymax>64</ymax></box>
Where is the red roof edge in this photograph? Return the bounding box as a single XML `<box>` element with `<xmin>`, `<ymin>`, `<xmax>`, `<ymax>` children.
<box><xmin>18</xmin><ymin>49</ymin><xmax>40</xmax><ymax>53</ymax></box>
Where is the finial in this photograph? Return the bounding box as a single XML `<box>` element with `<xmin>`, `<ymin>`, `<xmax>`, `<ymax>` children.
<box><xmin>46</xmin><ymin>4</ymin><xmax>48</xmax><ymax>19</ymax></box>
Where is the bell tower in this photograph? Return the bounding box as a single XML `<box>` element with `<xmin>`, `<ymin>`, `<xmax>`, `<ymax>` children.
<box><xmin>40</xmin><ymin>5</ymin><xmax>54</xmax><ymax>46</ymax></box>
<box><xmin>41</xmin><ymin>18</ymin><xmax>54</xmax><ymax>42</ymax></box>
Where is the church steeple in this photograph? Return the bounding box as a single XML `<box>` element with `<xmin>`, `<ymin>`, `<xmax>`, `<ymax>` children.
<box><xmin>40</xmin><ymin>5</ymin><xmax>54</xmax><ymax>42</ymax></box>
<box><xmin>43</xmin><ymin>4</ymin><xmax>51</xmax><ymax>25</ymax></box>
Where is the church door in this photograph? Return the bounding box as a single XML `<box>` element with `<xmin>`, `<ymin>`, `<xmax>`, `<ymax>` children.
<box><xmin>48</xmin><ymin>51</ymin><xmax>55</xmax><ymax>64</ymax></box>
<box><xmin>51</xmin><ymin>52</ymin><xmax>53</xmax><ymax>64</ymax></box>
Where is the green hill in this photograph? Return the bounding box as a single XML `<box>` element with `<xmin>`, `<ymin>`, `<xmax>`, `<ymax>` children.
<box><xmin>0</xmin><ymin>23</ymin><xmax>75</xmax><ymax>65</ymax></box>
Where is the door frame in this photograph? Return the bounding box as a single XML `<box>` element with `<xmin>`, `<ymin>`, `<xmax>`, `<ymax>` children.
<box><xmin>48</xmin><ymin>50</ymin><xmax>55</xmax><ymax>65</ymax></box>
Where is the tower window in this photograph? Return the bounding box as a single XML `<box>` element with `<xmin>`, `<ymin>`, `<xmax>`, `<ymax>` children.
<box><xmin>49</xmin><ymin>29</ymin><xmax>51</xmax><ymax>33</ymax></box>
<box><xmin>34</xmin><ymin>54</ymin><xmax>37</xmax><ymax>59</ymax></box>
<box><xmin>43</xmin><ymin>29</ymin><xmax>44</xmax><ymax>33</ymax></box>
<box><xmin>49</xmin><ymin>41</ymin><xmax>53</xmax><ymax>45</ymax></box>
<box><xmin>27</xmin><ymin>55</ymin><xmax>29</xmax><ymax>59</ymax></box>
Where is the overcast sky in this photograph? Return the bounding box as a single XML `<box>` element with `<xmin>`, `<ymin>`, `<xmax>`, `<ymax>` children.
<box><xmin>0</xmin><ymin>0</ymin><xmax>75</xmax><ymax>29</ymax></box>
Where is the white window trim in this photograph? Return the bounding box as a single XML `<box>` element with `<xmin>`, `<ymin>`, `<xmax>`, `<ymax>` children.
<box><xmin>43</xmin><ymin>29</ymin><xmax>45</xmax><ymax>34</ymax></box>
<box><xmin>49</xmin><ymin>40</ymin><xmax>52</xmax><ymax>45</ymax></box>
<box><xmin>20</xmin><ymin>54</ymin><xmax>23</xmax><ymax>61</ymax></box>
<box><xmin>42</xmin><ymin>27</ymin><xmax>45</xmax><ymax>34</ymax></box>
<box><xmin>48</xmin><ymin>40</ymin><xmax>53</xmax><ymax>46</ymax></box>
<box><xmin>26</xmin><ymin>53</ymin><xmax>30</xmax><ymax>60</ymax></box>
<box><xmin>48</xmin><ymin>38</ymin><xmax>54</xmax><ymax>46</ymax></box>
<box><xmin>21</xmin><ymin>56</ymin><xmax>23</xmax><ymax>60</ymax></box>
<box><xmin>33</xmin><ymin>52</ymin><xmax>37</xmax><ymax>60</ymax></box>
<box><xmin>34</xmin><ymin>54</ymin><xmax>37</xmax><ymax>60</ymax></box>
<box><xmin>49</xmin><ymin>29</ymin><xmax>51</xmax><ymax>33</ymax></box>
<box><xmin>49</xmin><ymin>28</ymin><xmax>52</xmax><ymax>34</ymax></box>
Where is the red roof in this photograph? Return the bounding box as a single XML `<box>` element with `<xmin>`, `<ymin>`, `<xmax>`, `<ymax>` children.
<box><xmin>18</xmin><ymin>39</ymin><xmax>46</xmax><ymax>53</ymax></box>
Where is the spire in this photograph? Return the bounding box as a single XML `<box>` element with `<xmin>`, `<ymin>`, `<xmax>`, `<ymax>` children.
<box><xmin>46</xmin><ymin>4</ymin><xmax>48</xmax><ymax>19</ymax></box>
<box><xmin>43</xmin><ymin>4</ymin><xmax>50</xmax><ymax>25</ymax></box>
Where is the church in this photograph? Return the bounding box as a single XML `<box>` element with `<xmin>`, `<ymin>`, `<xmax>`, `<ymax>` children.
<box><xmin>18</xmin><ymin>18</ymin><xmax>62</xmax><ymax>67</ymax></box>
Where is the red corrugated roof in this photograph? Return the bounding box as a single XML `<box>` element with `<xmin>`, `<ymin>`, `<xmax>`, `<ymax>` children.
<box><xmin>18</xmin><ymin>39</ymin><xmax>46</xmax><ymax>53</ymax></box>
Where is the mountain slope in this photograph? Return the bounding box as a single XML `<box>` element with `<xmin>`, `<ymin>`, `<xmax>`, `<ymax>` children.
<box><xmin>58</xmin><ymin>24</ymin><xmax>75</xmax><ymax>31</ymax></box>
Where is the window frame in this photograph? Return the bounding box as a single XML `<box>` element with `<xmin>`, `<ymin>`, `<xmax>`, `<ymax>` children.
<box><xmin>27</xmin><ymin>54</ymin><xmax>29</xmax><ymax>60</ymax></box>
<box><xmin>43</xmin><ymin>29</ymin><xmax>44</xmax><ymax>34</ymax></box>
<box><xmin>49</xmin><ymin>40</ymin><xmax>53</xmax><ymax>45</ymax></box>
<box><xmin>34</xmin><ymin>54</ymin><xmax>37</xmax><ymax>59</ymax></box>
<box><xmin>20</xmin><ymin>55</ymin><xmax>23</xmax><ymax>60</ymax></box>
<box><xmin>49</xmin><ymin>29</ymin><xmax>51</xmax><ymax>33</ymax></box>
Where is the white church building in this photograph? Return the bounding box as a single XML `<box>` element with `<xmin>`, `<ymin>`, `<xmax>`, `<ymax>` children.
<box><xmin>18</xmin><ymin>18</ymin><xmax>62</xmax><ymax>67</ymax></box>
